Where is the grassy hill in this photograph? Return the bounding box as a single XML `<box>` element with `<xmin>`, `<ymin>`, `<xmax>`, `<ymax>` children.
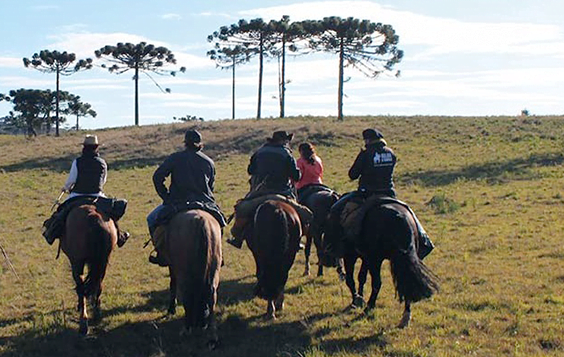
<box><xmin>1</xmin><ymin>115</ymin><xmax>563</xmax><ymax>357</ymax></box>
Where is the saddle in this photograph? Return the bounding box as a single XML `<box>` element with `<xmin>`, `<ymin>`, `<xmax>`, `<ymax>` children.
<box><xmin>43</xmin><ymin>196</ymin><xmax>128</xmax><ymax>243</ymax></box>
<box><xmin>297</xmin><ymin>184</ymin><xmax>336</xmax><ymax>204</ymax></box>
<box><xmin>154</xmin><ymin>201</ymin><xmax>226</xmax><ymax>228</ymax></box>
<box><xmin>340</xmin><ymin>195</ymin><xmax>434</xmax><ymax>259</ymax></box>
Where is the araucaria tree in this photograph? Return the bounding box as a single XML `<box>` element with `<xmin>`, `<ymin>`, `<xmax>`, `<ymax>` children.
<box><xmin>208</xmin><ymin>18</ymin><xmax>274</xmax><ymax>119</ymax></box>
<box><xmin>310</xmin><ymin>17</ymin><xmax>403</xmax><ymax>120</ymax></box>
<box><xmin>1</xmin><ymin>89</ymin><xmax>55</xmax><ymax>137</ymax></box>
<box><xmin>66</xmin><ymin>95</ymin><xmax>97</xmax><ymax>130</ymax></box>
<box><xmin>23</xmin><ymin>50</ymin><xmax>92</xmax><ymax>136</ymax></box>
<box><xmin>95</xmin><ymin>42</ymin><xmax>185</xmax><ymax>126</ymax></box>
<box><xmin>207</xmin><ymin>45</ymin><xmax>250</xmax><ymax>119</ymax></box>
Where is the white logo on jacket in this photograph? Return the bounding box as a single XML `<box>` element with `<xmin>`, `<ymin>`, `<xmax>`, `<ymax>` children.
<box><xmin>373</xmin><ymin>152</ymin><xmax>393</xmax><ymax>166</ymax></box>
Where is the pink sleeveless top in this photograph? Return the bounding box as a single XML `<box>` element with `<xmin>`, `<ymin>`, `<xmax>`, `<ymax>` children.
<box><xmin>296</xmin><ymin>155</ymin><xmax>323</xmax><ymax>190</ymax></box>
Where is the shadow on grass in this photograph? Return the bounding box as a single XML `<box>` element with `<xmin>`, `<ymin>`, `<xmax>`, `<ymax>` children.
<box><xmin>0</xmin><ymin>309</ymin><xmax>345</xmax><ymax>357</ymax></box>
<box><xmin>1</xmin><ymin>154</ymin><xmax>169</xmax><ymax>173</ymax></box>
<box><xmin>399</xmin><ymin>152</ymin><xmax>564</xmax><ymax>187</ymax></box>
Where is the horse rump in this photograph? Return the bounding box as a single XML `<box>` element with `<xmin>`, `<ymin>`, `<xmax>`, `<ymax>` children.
<box><xmin>82</xmin><ymin>209</ymin><xmax>114</xmax><ymax>298</ymax></box>
<box><xmin>384</xmin><ymin>207</ymin><xmax>439</xmax><ymax>303</ymax></box>
<box><xmin>253</xmin><ymin>200</ymin><xmax>299</xmax><ymax>300</ymax></box>
<box><xmin>169</xmin><ymin>210</ymin><xmax>221</xmax><ymax>331</ymax></box>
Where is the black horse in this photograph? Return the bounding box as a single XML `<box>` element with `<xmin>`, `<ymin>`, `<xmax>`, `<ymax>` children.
<box><xmin>323</xmin><ymin>200</ymin><xmax>439</xmax><ymax>328</ymax></box>
<box><xmin>300</xmin><ymin>187</ymin><xmax>339</xmax><ymax>277</ymax></box>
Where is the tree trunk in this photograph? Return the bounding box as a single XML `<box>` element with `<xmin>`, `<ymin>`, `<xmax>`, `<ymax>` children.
<box><xmin>55</xmin><ymin>67</ymin><xmax>60</xmax><ymax>136</ymax></box>
<box><xmin>257</xmin><ymin>35</ymin><xmax>263</xmax><ymax>119</ymax></box>
<box><xmin>232</xmin><ymin>58</ymin><xmax>236</xmax><ymax>120</ymax></box>
<box><xmin>338</xmin><ymin>37</ymin><xmax>344</xmax><ymax>121</ymax></box>
<box><xmin>76</xmin><ymin>114</ymin><xmax>79</xmax><ymax>130</ymax></box>
<box><xmin>280</xmin><ymin>35</ymin><xmax>286</xmax><ymax>118</ymax></box>
<box><xmin>134</xmin><ymin>65</ymin><xmax>139</xmax><ymax>126</ymax></box>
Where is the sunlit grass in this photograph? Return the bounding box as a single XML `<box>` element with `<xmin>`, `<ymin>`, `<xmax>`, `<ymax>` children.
<box><xmin>0</xmin><ymin>115</ymin><xmax>563</xmax><ymax>356</ymax></box>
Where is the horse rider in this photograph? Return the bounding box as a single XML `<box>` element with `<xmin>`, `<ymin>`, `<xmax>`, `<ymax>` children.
<box><xmin>42</xmin><ymin>135</ymin><xmax>130</xmax><ymax>246</ymax></box>
<box><xmin>329</xmin><ymin>128</ymin><xmax>434</xmax><ymax>258</ymax></box>
<box><xmin>147</xmin><ymin>129</ymin><xmax>225</xmax><ymax>266</ymax></box>
<box><xmin>295</xmin><ymin>142</ymin><xmax>326</xmax><ymax>203</ymax></box>
<box><xmin>227</xmin><ymin>130</ymin><xmax>311</xmax><ymax>249</ymax></box>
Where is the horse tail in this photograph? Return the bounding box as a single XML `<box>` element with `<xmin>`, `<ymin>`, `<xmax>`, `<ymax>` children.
<box><xmin>83</xmin><ymin>213</ymin><xmax>112</xmax><ymax>298</ymax></box>
<box><xmin>184</xmin><ymin>214</ymin><xmax>217</xmax><ymax>329</ymax></box>
<box><xmin>255</xmin><ymin>202</ymin><xmax>289</xmax><ymax>300</ymax></box>
<box><xmin>388</xmin><ymin>211</ymin><xmax>439</xmax><ymax>303</ymax></box>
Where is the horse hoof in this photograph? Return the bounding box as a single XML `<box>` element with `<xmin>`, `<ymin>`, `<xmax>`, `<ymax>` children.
<box><xmin>180</xmin><ymin>326</ymin><xmax>192</xmax><ymax>337</ymax></box>
<box><xmin>398</xmin><ymin>315</ymin><xmax>411</xmax><ymax>329</ymax></box>
<box><xmin>352</xmin><ymin>295</ymin><xmax>365</xmax><ymax>308</ymax></box>
<box><xmin>263</xmin><ymin>313</ymin><xmax>276</xmax><ymax>321</ymax></box>
<box><xmin>207</xmin><ymin>338</ymin><xmax>220</xmax><ymax>350</ymax></box>
<box><xmin>79</xmin><ymin>319</ymin><xmax>88</xmax><ymax>335</ymax></box>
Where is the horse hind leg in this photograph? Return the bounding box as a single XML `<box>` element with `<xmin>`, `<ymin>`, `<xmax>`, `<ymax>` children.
<box><xmin>303</xmin><ymin>233</ymin><xmax>313</xmax><ymax>276</ymax></box>
<box><xmin>366</xmin><ymin>259</ymin><xmax>383</xmax><ymax>311</ymax></box>
<box><xmin>167</xmin><ymin>267</ymin><xmax>177</xmax><ymax>315</ymax></box>
<box><xmin>398</xmin><ymin>301</ymin><xmax>412</xmax><ymax>328</ymax></box>
<box><xmin>344</xmin><ymin>256</ymin><xmax>363</xmax><ymax>308</ymax></box>
<box><xmin>72</xmin><ymin>264</ymin><xmax>88</xmax><ymax>335</ymax></box>
<box><xmin>266</xmin><ymin>300</ymin><xmax>276</xmax><ymax>320</ymax></box>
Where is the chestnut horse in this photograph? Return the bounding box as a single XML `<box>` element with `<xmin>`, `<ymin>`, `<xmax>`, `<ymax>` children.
<box><xmin>300</xmin><ymin>188</ymin><xmax>339</xmax><ymax>277</ymax></box>
<box><xmin>62</xmin><ymin>204</ymin><xmax>117</xmax><ymax>335</ymax></box>
<box><xmin>246</xmin><ymin>200</ymin><xmax>302</xmax><ymax>319</ymax></box>
<box><xmin>165</xmin><ymin>210</ymin><xmax>222</xmax><ymax>347</ymax></box>
<box><xmin>323</xmin><ymin>201</ymin><xmax>439</xmax><ymax>328</ymax></box>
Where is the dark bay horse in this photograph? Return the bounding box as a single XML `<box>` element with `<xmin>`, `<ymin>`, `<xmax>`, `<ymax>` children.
<box><xmin>246</xmin><ymin>200</ymin><xmax>302</xmax><ymax>319</ymax></box>
<box><xmin>324</xmin><ymin>201</ymin><xmax>439</xmax><ymax>328</ymax></box>
<box><xmin>301</xmin><ymin>188</ymin><xmax>339</xmax><ymax>277</ymax></box>
<box><xmin>165</xmin><ymin>210</ymin><xmax>222</xmax><ymax>346</ymax></box>
<box><xmin>62</xmin><ymin>204</ymin><xmax>117</xmax><ymax>335</ymax></box>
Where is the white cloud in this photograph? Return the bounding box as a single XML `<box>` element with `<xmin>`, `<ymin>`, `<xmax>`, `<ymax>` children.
<box><xmin>31</xmin><ymin>5</ymin><xmax>58</xmax><ymax>11</ymax></box>
<box><xmin>161</xmin><ymin>13</ymin><xmax>182</xmax><ymax>20</ymax></box>
<box><xmin>240</xmin><ymin>1</ymin><xmax>564</xmax><ymax>59</ymax></box>
<box><xmin>0</xmin><ymin>57</ymin><xmax>23</xmax><ymax>69</ymax></box>
<box><xmin>0</xmin><ymin>76</ymin><xmax>52</xmax><ymax>88</ymax></box>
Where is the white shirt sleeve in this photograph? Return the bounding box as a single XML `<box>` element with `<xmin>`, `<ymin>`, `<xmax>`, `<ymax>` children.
<box><xmin>63</xmin><ymin>159</ymin><xmax>78</xmax><ymax>192</ymax></box>
<box><xmin>101</xmin><ymin>167</ymin><xmax>107</xmax><ymax>187</ymax></box>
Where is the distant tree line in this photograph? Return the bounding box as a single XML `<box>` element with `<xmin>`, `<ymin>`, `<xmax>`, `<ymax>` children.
<box><xmin>1</xmin><ymin>43</ymin><xmax>185</xmax><ymax>136</ymax></box>
<box><xmin>1</xmin><ymin>15</ymin><xmax>403</xmax><ymax>136</ymax></box>
<box><xmin>207</xmin><ymin>15</ymin><xmax>403</xmax><ymax>121</ymax></box>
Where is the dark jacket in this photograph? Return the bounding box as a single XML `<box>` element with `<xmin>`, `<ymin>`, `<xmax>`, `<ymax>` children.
<box><xmin>348</xmin><ymin>142</ymin><xmax>396</xmax><ymax>194</ymax></box>
<box><xmin>153</xmin><ymin>148</ymin><xmax>216</xmax><ymax>204</ymax></box>
<box><xmin>248</xmin><ymin>143</ymin><xmax>301</xmax><ymax>192</ymax></box>
<box><xmin>72</xmin><ymin>153</ymin><xmax>107</xmax><ymax>194</ymax></box>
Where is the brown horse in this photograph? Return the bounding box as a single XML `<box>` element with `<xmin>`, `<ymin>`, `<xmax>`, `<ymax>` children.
<box><xmin>246</xmin><ymin>200</ymin><xmax>302</xmax><ymax>319</ymax></box>
<box><xmin>323</xmin><ymin>201</ymin><xmax>439</xmax><ymax>328</ymax></box>
<box><xmin>62</xmin><ymin>204</ymin><xmax>117</xmax><ymax>335</ymax></box>
<box><xmin>300</xmin><ymin>189</ymin><xmax>339</xmax><ymax>277</ymax></box>
<box><xmin>165</xmin><ymin>210</ymin><xmax>222</xmax><ymax>347</ymax></box>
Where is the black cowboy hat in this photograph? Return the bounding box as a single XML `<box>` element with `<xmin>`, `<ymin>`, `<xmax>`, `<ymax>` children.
<box><xmin>184</xmin><ymin>129</ymin><xmax>202</xmax><ymax>144</ymax></box>
<box><xmin>362</xmin><ymin>128</ymin><xmax>384</xmax><ymax>140</ymax></box>
<box><xmin>269</xmin><ymin>130</ymin><xmax>294</xmax><ymax>142</ymax></box>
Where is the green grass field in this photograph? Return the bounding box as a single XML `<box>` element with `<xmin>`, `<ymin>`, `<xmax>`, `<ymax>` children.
<box><xmin>0</xmin><ymin>116</ymin><xmax>563</xmax><ymax>357</ymax></box>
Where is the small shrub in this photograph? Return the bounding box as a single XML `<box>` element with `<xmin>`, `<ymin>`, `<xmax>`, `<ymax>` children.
<box><xmin>427</xmin><ymin>193</ymin><xmax>460</xmax><ymax>214</ymax></box>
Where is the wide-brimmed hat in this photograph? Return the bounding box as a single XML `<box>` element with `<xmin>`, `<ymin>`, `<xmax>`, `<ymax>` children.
<box><xmin>362</xmin><ymin>128</ymin><xmax>384</xmax><ymax>140</ymax></box>
<box><xmin>269</xmin><ymin>130</ymin><xmax>294</xmax><ymax>143</ymax></box>
<box><xmin>184</xmin><ymin>129</ymin><xmax>202</xmax><ymax>144</ymax></box>
<box><xmin>83</xmin><ymin>134</ymin><xmax>99</xmax><ymax>146</ymax></box>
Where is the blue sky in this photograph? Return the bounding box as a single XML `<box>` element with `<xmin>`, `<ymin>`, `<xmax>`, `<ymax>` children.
<box><xmin>1</xmin><ymin>0</ymin><xmax>563</xmax><ymax>129</ymax></box>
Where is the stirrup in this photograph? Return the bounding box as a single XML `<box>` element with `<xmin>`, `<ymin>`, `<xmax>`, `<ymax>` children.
<box><xmin>226</xmin><ymin>237</ymin><xmax>243</xmax><ymax>249</ymax></box>
<box><xmin>117</xmin><ymin>231</ymin><xmax>130</xmax><ymax>248</ymax></box>
<box><xmin>148</xmin><ymin>254</ymin><xmax>168</xmax><ymax>267</ymax></box>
